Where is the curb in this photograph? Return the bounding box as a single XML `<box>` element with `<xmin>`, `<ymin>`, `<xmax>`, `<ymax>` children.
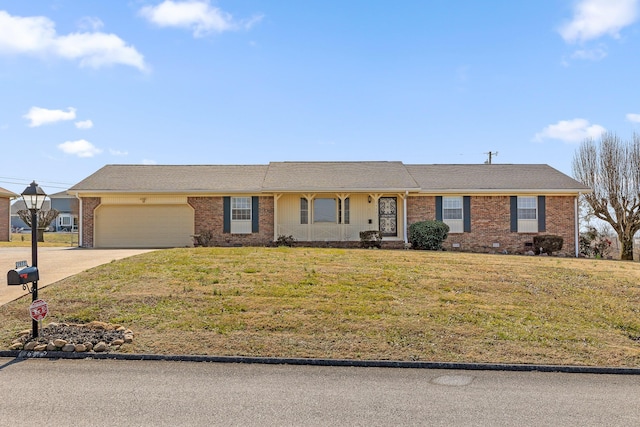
<box><xmin>1</xmin><ymin>350</ymin><xmax>640</xmax><ymax>375</ymax></box>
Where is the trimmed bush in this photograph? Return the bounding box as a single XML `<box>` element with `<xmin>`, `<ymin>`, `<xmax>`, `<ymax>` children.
<box><xmin>193</xmin><ymin>229</ymin><xmax>214</xmax><ymax>247</ymax></box>
<box><xmin>408</xmin><ymin>220</ymin><xmax>449</xmax><ymax>250</ymax></box>
<box><xmin>275</xmin><ymin>234</ymin><xmax>296</xmax><ymax>247</ymax></box>
<box><xmin>359</xmin><ymin>230</ymin><xmax>382</xmax><ymax>248</ymax></box>
<box><xmin>533</xmin><ymin>235</ymin><xmax>563</xmax><ymax>255</ymax></box>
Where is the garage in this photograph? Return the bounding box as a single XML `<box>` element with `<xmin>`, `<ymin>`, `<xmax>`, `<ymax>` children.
<box><xmin>94</xmin><ymin>204</ymin><xmax>194</xmax><ymax>248</ymax></box>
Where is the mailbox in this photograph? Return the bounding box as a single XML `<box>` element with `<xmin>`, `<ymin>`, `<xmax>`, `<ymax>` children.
<box><xmin>7</xmin><ymin>266</ymin><xmax>39</xmax><ymax>286</ymax></box>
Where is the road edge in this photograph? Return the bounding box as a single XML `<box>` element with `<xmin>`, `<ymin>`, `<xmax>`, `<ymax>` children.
<box><xmin>1</xmin><ymin>350</ymin><xmax>640</xmax><ymax>374</ymax></box>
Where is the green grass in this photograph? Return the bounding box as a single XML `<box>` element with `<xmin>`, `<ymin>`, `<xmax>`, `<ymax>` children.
<box><xmin>1</xmin><ymin>247</ymin><xmax>639</xmax><ymax>366</ymax></box>
<box><xmin>0</xmin><ymin>232</ymin><xmax>78</xmax><ymax>247</ymax></box>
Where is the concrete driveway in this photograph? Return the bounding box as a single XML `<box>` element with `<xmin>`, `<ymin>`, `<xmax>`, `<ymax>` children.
<box><xmin>0</xmin><ymin>247</ymin><xmax>154</xmax><ymax>305</ymax></box>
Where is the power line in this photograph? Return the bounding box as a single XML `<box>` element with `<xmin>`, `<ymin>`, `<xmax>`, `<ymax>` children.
<box><xmin>0</xmin><ymin>177</ymin><xmax>73</xmax><ymax>190</ymax></box>
<box><xmin>484</xmin><ymin>151</ymin><xmax>498</xmax><ymax>164</ymax></box>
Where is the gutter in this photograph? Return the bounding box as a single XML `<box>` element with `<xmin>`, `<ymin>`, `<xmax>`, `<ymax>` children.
<box><xmin>404</xmin><ymin>191</ymin><xmax>408</xmax><ymax>244</ymax></box>
<box><xmin>575</xmin><ymin>194</ymin><xmax>580</xmax><ymax>258</ymax></box>
<box><xmin>74</xmin><ymin>193</ymin><xmax>82</xmax><ymax>248</ymax></box>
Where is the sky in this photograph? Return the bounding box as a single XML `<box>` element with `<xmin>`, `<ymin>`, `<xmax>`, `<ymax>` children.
<box><xmin>1</xmin><ymin>0</ymin><xmax>640</xmax><ymax>195</ymax></box>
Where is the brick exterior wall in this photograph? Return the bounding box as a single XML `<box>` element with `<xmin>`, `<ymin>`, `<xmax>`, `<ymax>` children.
<box><xmin>0</xmin><ymin>198</ymin><xmax>9</xmax><ymax>241</ymax></box>
<box><xmin>188</xmin><ymin>196</ymin><xmax>274</xmax><ymax>246</ymax></box>
<box><xmin>81</xmin><ymin>197</ymin><xmax>101</xmax><ymax>248</ymax></box>
<box><xmin>79</xmin><ymin>193</ymin><xmax>576</xmax><ymax>254</ymax></box>
<box><xmin>407</xmin><ymin>195</ymin><xmax>577</xmax><ymax>256</ymax></box>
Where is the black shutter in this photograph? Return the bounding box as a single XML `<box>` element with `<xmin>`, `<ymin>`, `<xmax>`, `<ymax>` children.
<box><xmin>538</xmin><ymin>196</ymin><xmax>546</xmax><ymax>232</ymax></box>
<box><xmin>463</xmin><ymin>196</ymin><xmax>471</xmax><ymax>232</ymax></box>
<box><xmin>510</xmin><ymin>196</ymin><xmax>518</xmax><ymax>232</ymax></box>
<box><xmin>435</xmin><ymin>196</ymin><xmax>443</xmax><ymax>221</ymax></box>
<box><xmin>252</xmin><ymin>196</ymin><xmax>259</xmax><ymax>233</ymax></box>
<box><xmin>223</xmin><ymin>197</ymin><xmax>230</xmax><ymax>233</ymax></box>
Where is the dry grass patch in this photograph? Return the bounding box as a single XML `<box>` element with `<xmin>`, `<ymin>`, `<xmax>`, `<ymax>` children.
<box><xmin>1</xmin><ymin>247</ymin><xmax>640</xmax><ymax>366</ymax></box>
<box><xmin>0</xmin><ymin>233</ymin><xmax>78</xmax><ymax>247</ymax></box>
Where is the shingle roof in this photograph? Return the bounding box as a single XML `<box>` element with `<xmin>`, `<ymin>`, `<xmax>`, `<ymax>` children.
<box><xmin>406</xmin><ymin>164</ymin><xmax>590</xmax><ymax>193</ymax></box>
<box><xmin>11</xmin><ymin>200</ymin><xmax>52</xmax><ymax>214</ymax></box>
<box><xmin>262</xmin><ymin>161</ymin><xmax>420</xmax><ymax>191</ymax></box>
<box><xmin>69</xmin><ymin>165</ymin><xmax>269</xmax><ymax>193</ymax></box>
<box><xmin>0</xmin><ymin>187</ymin><xmax>18</xmax><ymax>197</ymax></box>
<box><xmin>68</xmin><ymin>162</ymin><xmax>590</xmax><ymax>194</ymax></box>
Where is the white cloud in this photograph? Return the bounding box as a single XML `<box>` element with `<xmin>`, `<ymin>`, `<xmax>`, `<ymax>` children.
<box><xmin>570</xmin><ymin>45</ymin><xmax>608</xmax><ymax>61</ymax></box>
<box><xmin>58</xmin><ymin>139</ymin><xmax>102</xmax><ymax>157</ymax></box>
<box><xmin>142</xmin><ymin>159</ymin><xmax>157</xmax><ymax>165</ymax></box>
<box><xmin>77</xmin><ymin>17</ymin><xmax>104</xmax><ymax>31</ymax></box>
<box><xmin>24</xmin><ymin>106</ymin><xmax>76</xmax><ymax>127</ymax></box>
<box><xmin>109</xmin><ymin>149</ymin><xmax>128</xmax><ymax>156</ymax></box>
<box><xmin>139</xmin><ymin>0</ymin><xmax>262</xmax><ymax>37</ymax></box>
<box><xmin>627</xmin><ymin>113</ymin><xmax>640</xmax><ymax>123</ymax></box>
<box><xmin>559</xmin><ymin>0</ymin><xmax>639</xmax><ymax>43</ymax></box>
<box><xmin>0</xmin><ymin>10</ymin><xmax>146</xmax><ymax>70</ymax></box>
<box><xmin>533</xmin><ymin>119</ymin><xmax>606</xmax><ymax>143</ymax></box>
<box><xmin>75</xmin><ymin>119</ymin><xmax>93</xmax><ymax>129</ymax></box>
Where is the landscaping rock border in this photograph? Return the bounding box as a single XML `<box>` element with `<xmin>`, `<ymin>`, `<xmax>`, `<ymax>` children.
<box><xmin>8</xmin><ymin>321</ymin><xmax>133</xmax><ymax>353</ymax></box>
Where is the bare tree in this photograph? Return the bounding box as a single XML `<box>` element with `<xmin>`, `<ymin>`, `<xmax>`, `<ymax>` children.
<box><xmin>17</xmin><ymin>209</ymin><xmax>59</xmax><ymax>242</ymax></box>
<box><xmin>573</xmin><ymin>133</ymin><xmax>640</xmax><ymax>260</ymax></box>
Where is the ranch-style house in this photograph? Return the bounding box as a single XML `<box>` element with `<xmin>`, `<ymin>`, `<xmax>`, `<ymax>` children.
<box><xmin>68</xmin><ymin>162</ymin><xmax>590</xmax><ymax>256</ymax></box>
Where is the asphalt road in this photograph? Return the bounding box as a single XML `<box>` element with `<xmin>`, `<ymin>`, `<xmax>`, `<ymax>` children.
<box><xmin>1</xmin><ymin>358</ymin><xmax>638</xmax><ymax>426</ymax></box>
<box><xmin>0</xmin><ymin>247</ymin><xmax>153</xmax><ymax>305</ymax></box>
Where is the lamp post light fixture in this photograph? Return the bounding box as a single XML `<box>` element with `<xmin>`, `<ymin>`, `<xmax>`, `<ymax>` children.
<box><xmin>21</xmin><ymin>181</ymin><xmax>47</xmax><ymax>338</ymax></box>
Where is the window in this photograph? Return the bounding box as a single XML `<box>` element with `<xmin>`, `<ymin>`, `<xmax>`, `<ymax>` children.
<box><xmin>231</xmin><ymin>197</ymin><xmax>252</xmax><ymax>220</ymax></box>
<box><xmin>338</xmin><ymin>198</ymin><xmax>350</xmax><ymax>224</ymax></box>
<box><xmin>517</xmin><ymin>197</ymin><xmax>537</xmax><ymax>220</ymax></box>
<box><xmin>443</xmin><ymin>197</ymin><xmax>463</xmax><ymax>220</ymax></box>
<box><xmin>300</xmin><ymin>198</ymin><xmax>308</xmax><ymax>224</ymax></box>
<box><xmin>314</xmin><ymin>198</ymin><xmax>336</xmax><ymax>223</ymax></box>
<box><xmin>441</xmin><ymin>196</ymin><xmax>464</xmax><ymax>233</ymax></box>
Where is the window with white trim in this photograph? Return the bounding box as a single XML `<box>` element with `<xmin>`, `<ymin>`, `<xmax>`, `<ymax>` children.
<box><xmin>338</xmin><ymin>198</ymin><xmax>350</xmax><ymax>224</ymax></box>
<box><xmin>517</xmin><ymin>196</ymin><xmax>538</xmax><ymax>233</ymax></box>
<box><xmin>443</xmin><ymin>197</ymin><xmax>463</xmax><ymax>220</ymax></box>
<box><xmin>232</xmin><ymin>197</ymin><xmax>252</xmax><ymax>220</ymax></box>
<box><xmin>517</xmin><ymin>197</ymin><xmax>537</xmax><ymax>220</ymax></box>
<box><xmin>300</xmin><ymin>198</ymin><xmax>309</xmax><ymax>224</ymax></box>
<box><xmin>442</xmin><ymin>196</ymin><xmax>463</xmax><ymax>233</ymax></box>
<box><xmin>231</xmin><ymin>197</ymin><xmax>252</xmax><ymax>234</ymax></box>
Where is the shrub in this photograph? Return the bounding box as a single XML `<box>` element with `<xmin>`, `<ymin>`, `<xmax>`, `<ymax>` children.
<box><xmin>533</xmin><ymin>235</ymin><xmax>563</xmax><ymax>255</ymax></box>
<box><xmin>193</xmin><ymin>229</ymin><xmax>214</xmax><ymax>247</ymax></box>
<box><xmin>359</xmin><ymin>230</ymin><xmax>382</xmax><ymax>248</ymax></box>
<box><xmin>408</xmin><ymin>220</ymin><xmax>449</xmax><ymax>250</ymax></box>
<box><xmin>275</xmin><ymin>234</ymin><xmax>296</xmax><ymax>247</ymax></box>
<box><xmin>579</xmin><ymin>227</ymin><xmax>612</xmax><ymax>258</ymax></box>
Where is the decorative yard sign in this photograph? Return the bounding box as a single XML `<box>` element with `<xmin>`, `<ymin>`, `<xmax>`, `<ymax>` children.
<box><xmin>29</xmin><ymin>299</ymin><xmax>48</xmax><ymax>322</ymax></box>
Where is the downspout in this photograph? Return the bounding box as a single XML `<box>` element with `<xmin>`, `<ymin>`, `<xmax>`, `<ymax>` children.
<box><xmin>75</xmin><ymin>193</ymin><xmax>82</xmax><ymax>248</ymax></box>
<box><xmin>574</xmin><ymin>194</ymin><xmax>580</xmax><ymax>257</ymax></box>
<box><xmin>8</xmin><ymin>196</ymin><xmax>14</xmax><ymax>241</ymax></box>
<box><xmin>403</xmin><ymin>191</ymin><xmax>408</xmax><ymax>244</ymax></box>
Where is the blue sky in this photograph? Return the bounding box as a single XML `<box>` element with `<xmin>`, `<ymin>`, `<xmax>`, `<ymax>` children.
<box><xmin>1</xmin><ymin>0</ymin><xmax>640</xmax><ymax>195</ymax></box>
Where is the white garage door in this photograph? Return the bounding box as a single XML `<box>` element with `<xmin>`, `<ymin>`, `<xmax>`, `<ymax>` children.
<box><xmin>95</xmin><ymin>204</ymin><xmax>194</xmax><ymax>248</ymax></box>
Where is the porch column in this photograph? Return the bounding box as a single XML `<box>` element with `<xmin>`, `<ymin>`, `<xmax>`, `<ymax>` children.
<box><xmin>303</xmin><ymin>194</ymin><xmax>315</xmax><ymax>241</ymax></box>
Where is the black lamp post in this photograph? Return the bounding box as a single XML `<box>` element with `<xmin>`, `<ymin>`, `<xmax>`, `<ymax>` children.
<box><xmin>21</xmin><ymin>181</ymin><xmax>47</xmax><ymax>338</ymax></box>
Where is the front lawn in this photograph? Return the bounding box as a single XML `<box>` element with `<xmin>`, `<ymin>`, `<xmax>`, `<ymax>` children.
<box><xmin>1</xmin><ymin>247</ymin><xmax>639</xmax><ymax>366</ymax></box>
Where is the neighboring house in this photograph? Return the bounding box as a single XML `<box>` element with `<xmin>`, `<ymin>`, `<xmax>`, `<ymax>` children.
<box><xmin>11</xmin><ymin>200</ymin><xmax>52</xmax><ymax>231</ymax></box>
<box><xmin>49</xmin><ymin>191</ymin><xmax>79</xmax><ymax>232</ymax></box>
<box><xmin>10</xmin><ymin>192</ymin><xmax>79</xmax><ymax>232</ymax></box>
<box><xmin>0</xmin><ymin>187</ymin><xmax>18</xmax><ymax>241</ymax></box>
<box><xmin>68</xmin><ymin>162</ymin><xmax>591</xmax><ymax>256</ymax></box>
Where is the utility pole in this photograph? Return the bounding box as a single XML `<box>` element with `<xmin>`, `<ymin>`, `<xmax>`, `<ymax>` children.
<box><xmin>484</xmin><ymin>151</ymin><xmax>498</xmax><ymax>164</ymax></box>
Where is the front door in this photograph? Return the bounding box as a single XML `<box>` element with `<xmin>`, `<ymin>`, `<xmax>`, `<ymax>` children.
<box><xmin>379</xmin><ymin>197</ymin><xmax>397</xmax><ymax>237</ymax></box>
